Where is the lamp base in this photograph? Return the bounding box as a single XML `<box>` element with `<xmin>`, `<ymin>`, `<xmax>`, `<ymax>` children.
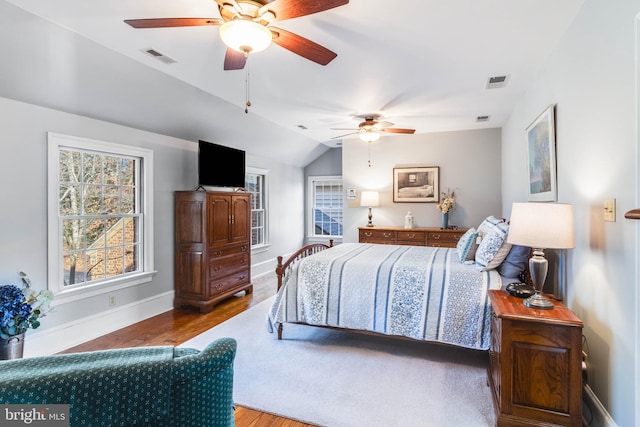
<box><xmin>523</xmin><ymin>292</ymin><xmax>554</xmax><ymax>310</ymax></box>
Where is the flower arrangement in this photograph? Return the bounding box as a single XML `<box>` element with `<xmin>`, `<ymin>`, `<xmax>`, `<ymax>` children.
<box><xmin>0</xmin><ymin>272</ymin><xmax>54</xmax><ymax>339</ymax></box>
<box><xmin>436</xmin><ymin>189</ymin><xmax>455</xmax><ymax>213</ymax></box>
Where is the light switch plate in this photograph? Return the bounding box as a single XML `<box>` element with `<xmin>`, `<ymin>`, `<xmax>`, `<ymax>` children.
<box><xmin>604</xmin><ymin>198</ymin><xmax>616</xmax><ymax>222</ymax></box>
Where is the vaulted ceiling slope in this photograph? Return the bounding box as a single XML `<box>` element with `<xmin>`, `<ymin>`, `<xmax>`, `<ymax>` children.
<box><xmin>0</xmin><ymin>0</ymin><xmax>584</xmax><ymax>166</ymax></box>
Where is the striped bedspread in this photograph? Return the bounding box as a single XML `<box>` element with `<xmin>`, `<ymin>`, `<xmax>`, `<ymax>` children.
<box><xmin>267</xmin><ymin>243</ymin><xmax>502</xmax><ymax>350</ymax></box>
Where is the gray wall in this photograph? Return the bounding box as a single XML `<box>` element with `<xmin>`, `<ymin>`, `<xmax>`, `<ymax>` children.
<box><xmin>501</xmin><ymin>1</ymin><xmax>639</xmax><ymax>424</ymax></box>
<box><xmin>342</xmin><ymin>128</ymin><xmax>502</xmax><ymax>243</ymax></box>
<box><xmin>0</xmin><ymin>95</ymin><xmax>305</xmax><ymax>353</ymax></box>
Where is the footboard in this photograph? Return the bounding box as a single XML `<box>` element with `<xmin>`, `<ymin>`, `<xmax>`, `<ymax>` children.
<box><xmin>274</xmin><ymin>240</ymin><xmax>333</xmax><ymax>340</ymax></box>
<box><xmin>275</xmin><ymin>240</ymin><xmax>333</xmax><ymax>291</ymax></box>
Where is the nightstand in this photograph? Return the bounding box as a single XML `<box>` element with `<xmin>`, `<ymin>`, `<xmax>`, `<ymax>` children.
<box><xmin>487</xmin><ymin>290</ymin><xmax>583</xmax><ymax>427</ymax></box>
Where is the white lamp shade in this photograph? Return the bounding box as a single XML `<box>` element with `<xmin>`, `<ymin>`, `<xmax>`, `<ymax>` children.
<box><xmin>360</xmin><ymin>191</ymin><xmax>380</xmax><ymax>207</ymax></box>
<box><xmin>507</xmin><ymin>202</ymin><xmax>575</xmax><ymax>249</ymax></box>
<box><xmin>219</xmin><ymin>20</ymin><xmax>273</xmax><ymax>53</ymax></box>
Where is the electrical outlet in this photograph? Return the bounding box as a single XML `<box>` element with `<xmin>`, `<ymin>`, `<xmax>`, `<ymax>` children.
<box><xmin>108</xmin><ymin>295</ymin><xmax>116</xmax><ymax>306</ymax></box>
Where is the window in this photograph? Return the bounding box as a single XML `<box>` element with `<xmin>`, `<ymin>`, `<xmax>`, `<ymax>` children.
<box><xmin>309</xmin><ymin>176</ymin><xmax>343</xmax><ymax>237</ymax></box>
<box><xmin>246</xmin><ymin>167</ymin><xmax>269</xmax><ymax>248</ymax></box>
<box><xmin>47</xmin><ymin>133</ymin><xmax>154</xmax><ymax>297</ymax></box>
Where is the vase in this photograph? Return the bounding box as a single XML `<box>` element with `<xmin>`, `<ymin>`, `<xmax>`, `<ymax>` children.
<box><xmin>0</xmin><ymin>333</ymin><xmax>25</xmax><ymax>360</ymax></box>
<box><xmin>441</xmin><ymin>212</ymin><xmax>449</xmax><ymax>229</ymax></box>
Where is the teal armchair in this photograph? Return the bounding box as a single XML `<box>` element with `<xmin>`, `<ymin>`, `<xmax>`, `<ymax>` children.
<box><xmin>0</xmin><ymin>337</ymin><xmax>237</xmax><ymax>427</ymax></box>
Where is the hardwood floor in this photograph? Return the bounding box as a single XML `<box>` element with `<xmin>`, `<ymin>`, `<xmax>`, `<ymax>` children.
<box><xmin>60</xmin><ymin>275</ymin><xmax>315</xmax><ymax>427</ymax></box>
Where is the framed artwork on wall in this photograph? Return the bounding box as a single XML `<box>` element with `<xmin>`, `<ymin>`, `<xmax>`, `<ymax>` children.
<box><xmin>393</xmin><ymin>166</ymin><xmax>439</xmax><ymax>202</ymax></box>
<box><xmin>526</xmin><ymin>104</ymin><xmax>557</xmax><ymax>202</ymax></box>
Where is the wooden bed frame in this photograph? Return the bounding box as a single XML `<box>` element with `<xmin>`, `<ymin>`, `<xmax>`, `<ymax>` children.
<box><xmin>274</xmin><ymin>240</ymin><xmax>538</xmax><ymax>341</ymax></box>
<box><xmin>274</xmin><ymin>240</ymin><xmax>333</xmax><ymax>339</ymax></box>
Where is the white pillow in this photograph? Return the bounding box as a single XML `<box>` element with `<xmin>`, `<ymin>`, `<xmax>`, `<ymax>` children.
<box><xmin>475</xmin><ymin>222</ymin><xmax>511</xmax><ymax>271</ymax></box>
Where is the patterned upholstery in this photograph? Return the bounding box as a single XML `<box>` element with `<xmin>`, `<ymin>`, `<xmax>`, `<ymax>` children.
<box><xmin>0</xmin><ymin>338</ymin><xmax>237</xmax><ymax>427</ymax></box>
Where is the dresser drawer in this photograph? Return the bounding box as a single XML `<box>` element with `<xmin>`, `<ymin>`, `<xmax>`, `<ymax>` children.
<box><xmin>396</xmin><ymin>230</ymin><xmax>426</xmax><ymax>245</ymax></box>
<box><xmin>359</xmin><ymin>229</ymin><xmax>397</xmax><ymax>242</ymax></box>
<box><xmin>210</xmin><ymin>268</ymin><xmax>250</xmax><ymax>295</ymax></box>
<box><xmin>209</xmin><ymin>253</ymin><xmax>249</xmax><ymax>278</ymax></box>
<box><xmin>209</xmin><ymin>243</ymin><xmax>250</xmax><ymax>258</ymax></box>
<box><xmin>426</xmin><ymin>231</ymin><xmax>464</xmax><ymax>247</ymax></box>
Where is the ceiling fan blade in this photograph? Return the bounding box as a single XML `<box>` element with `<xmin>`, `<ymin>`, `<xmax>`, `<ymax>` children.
<box><xmin>259</xmin><ymin>0</ymin><xmax>348</xmax><ymax>22</ymax></box>
<box><xmin>224</xmin><ymin>48</ymin><xmax>247</xmax><ymax>70</ymax></box>
<box><xmin>382</xmin><ymin>128</ymin><xmax>416</xmax><ymax>134</ymax></box>
<box><xmin>270</xmin><ymin>27</ymin><xmax>337</xmax><ymax>65</ymax></box>
<box><xmin>124</xmin><ymin>18</ymin><xmax>223</xmax><ymax>28</ymax></box>
<box><xmin>331</xmin><ymin>132</ymin><xmax>358</xmax><ymax>139</ymax></box>
<box><xmin>373</xmin><ymin>120</ymin><xmax>394</xmax><ymax>129</ymax></box>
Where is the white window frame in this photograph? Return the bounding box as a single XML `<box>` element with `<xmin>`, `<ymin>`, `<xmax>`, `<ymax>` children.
<box><xmin>246</xmin><ymin>166</ymin><xmax>270</xmax><ymax>252</ymax></box>
<box><xmin>307</xmin><ymin>175</ymin><xmax>343</xmax><ymax>240</ymax></box>
<box><xmin>47</xmin><ymin>133</ymin><xmax>155</xmax><ymax>302</ymax></box>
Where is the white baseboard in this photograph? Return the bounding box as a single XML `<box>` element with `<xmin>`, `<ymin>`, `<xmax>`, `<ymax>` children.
<box><xmin>23</xmin><ymin>291</ymin><xmax>174</xmax><ymax>357</ymax></box>
<box><xmin>251</xmin><ymin>257</ymin><xmax>278</xmax><ymax>277</ymax></box>
<box><xmin>584</xmin><ymin>384</ymin><xmax>618</xmax><ymax>427</ymax></box>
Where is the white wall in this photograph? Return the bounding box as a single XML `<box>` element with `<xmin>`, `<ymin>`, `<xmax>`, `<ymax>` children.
<box><xmin>501</xmin><ymin>1</ymin><xmax>640</xmax><ymax>425</ymax></box>
<box><xmin>342</xmin><ymin>128</ymin><xmax>502</xmax><ymax>243</ymax></box>
<box><xmin>0</xmin><ymin>95</ymin><xmax>305</xmax><ymax>355</ymax></box>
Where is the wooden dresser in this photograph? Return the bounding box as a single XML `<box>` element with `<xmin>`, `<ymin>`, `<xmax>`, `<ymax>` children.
<box><xmin>488</xmin><ymin>290</ymin><xmax>583</xmax><ymax>427</ymax></box>
<box><xmin>358</xmin><ymin>226</ymin><xmax>467</xmax><ymax>247</ymax></box>
<box><xmin>174</xmin><ymin>190</ymin><xmax>253</xmax><ymax>313</ymax></box>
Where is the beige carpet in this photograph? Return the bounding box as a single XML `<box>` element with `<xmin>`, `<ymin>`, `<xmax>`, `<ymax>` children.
<box><xmin>180</xmin><ymin>287</ymin><xmax>496</xmax><ymax>427</ymax></box>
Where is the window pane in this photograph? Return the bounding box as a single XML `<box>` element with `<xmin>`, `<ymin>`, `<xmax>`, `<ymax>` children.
<box><xmin>122</xmin><ymin>187</ymin><xmax>134</xmax><ymax>213</ymax></box>
<box><xmin>104</xmin><ymin>156</ymin><xmax>120</xmax><ymax>185</ymax></box>
<box><xmin>86</xmin><ymin>248</ymin><xmax>105</xmax><ymax>280</ymax></box>
<box><xmin>120</xmin><ymin>159</ymin><xmax>135</xmax><ymax>186</ymax></box>
<box><xmin>103</xmin><ymin>186</ymin><xmax>120</xmax><ymax>215</ymax></box>
<box><xmin>82</xmin><ymin>153</ymin><xmax>102</xmax><ymax>185</ymax></box>
<box><xmin>83</xmin><ymin>185</ymin><xmax>102</xmax><ymax>215</ymax></box>
<box><xmin>64</xmin><ymin>253</ymin><xmax>86</xmax><ymax>286</ymax></box>
<box><xmin>86</xmin><ymin>218</ymin><xmax>105</xmax><ymax>248</ymax></box>
<box><xmin>62</xmin><ymin>219</ymin><xmax>85</xmax><ymax>252</ymax></box>
<box><xmin>124</xmin><ymin>244</ymin><xmax>138</xmax><ymax>273</ymax></box>
<box><xmin>311</xmin><ymin>178</ymin><xmax>343</xmax><ymax>237</ymax></box>
<box><xmin>106</xmin><ymin>247</ymin><xmax>124</xmax><ymax>278</ymax></box>
<box><xmin>59</xmin><ymin>150</ymin><xmax>80</xmax><ymax>183</ymax></box>
<box><xmin>59</xmin><ymin>185</ymin><xmax>81</xmax><ymax>216</ymax></box>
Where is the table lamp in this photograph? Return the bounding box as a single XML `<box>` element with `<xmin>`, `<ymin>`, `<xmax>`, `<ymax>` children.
<box><xmin>360</xmin><ymin>191</ymin><xmax>380</xmax><ymax>227</ymax></box>
<box><xmin>506</xmin><ymin>202</ymin><xmax>575</xmax><ymax>309</ymax></box>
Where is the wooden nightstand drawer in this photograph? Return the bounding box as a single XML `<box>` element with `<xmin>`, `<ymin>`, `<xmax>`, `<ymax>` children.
<box><xmin>426</xmin><ymin>230</ymin><xmax>465</xmax><ymax>247</ymax></box>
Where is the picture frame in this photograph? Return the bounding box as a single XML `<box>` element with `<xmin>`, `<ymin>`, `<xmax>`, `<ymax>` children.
<box><xmin>393</xmin><ymin>166</ymin><xmax>439</xmax><ymax>203</ymax></box>
<box><xmin>526</xmin><ymin>104</ymin><xmax>557</xmax><ymax>202</ymax></box>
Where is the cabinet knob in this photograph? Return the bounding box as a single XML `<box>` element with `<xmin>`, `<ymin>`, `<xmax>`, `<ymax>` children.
<box><xmin>240</xmin><ymin>275</ymin><xmax>246</xmax><ymax>280</ymax></box>
<box><xmin>240</xmin><ymin>259</ymin><xmax>246</xmax><ymax>264</ymax></box>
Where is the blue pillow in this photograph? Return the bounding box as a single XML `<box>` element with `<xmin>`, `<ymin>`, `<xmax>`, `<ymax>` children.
<box><xmin>497</xmin><ymin>245</ymin><xmax>531</xmax><ymax>278</ymax></box>
<box><xmin>456</xmin><ymin>228</ymin><xmax>479</xmax><ymax>263</ymax></box>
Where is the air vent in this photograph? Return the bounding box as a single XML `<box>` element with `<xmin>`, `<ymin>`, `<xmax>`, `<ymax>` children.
<box><xmin>486</xmin><ymin>75</ymin><xmax>509</xmax><ymax>89</ymax></box>
<box><xmin>143</xmin><ymin>48</ymin><xmax>177</xmax><ymax>64</ymax></box>
<box><xmin>476</xmin><ymin>115</ymin><xmax>490</xmax><ymax>122</ymax></box>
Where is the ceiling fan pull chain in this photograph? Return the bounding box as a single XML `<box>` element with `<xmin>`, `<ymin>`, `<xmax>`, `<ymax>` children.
<box><xmin>368</xmin><ymin>142</ymin><xmax>372</xmax><ymax>167</ymax></box>
<box><xmin>245</xmin><ymin>54</ymin><xmax>251</xmax><ymax>114</ymax></box>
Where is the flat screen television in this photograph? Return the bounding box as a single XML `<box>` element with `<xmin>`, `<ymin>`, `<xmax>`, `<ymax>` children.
<box><xmin>198</xmin><ymin>140</ymin><xmax>246</xmax><ymax>188</ymax></box>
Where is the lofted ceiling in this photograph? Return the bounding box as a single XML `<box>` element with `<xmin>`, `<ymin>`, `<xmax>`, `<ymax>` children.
<box><xmin>1</xmin><ymin>0</ymin><xmax>585</xmax><ymax>164</ymax></box>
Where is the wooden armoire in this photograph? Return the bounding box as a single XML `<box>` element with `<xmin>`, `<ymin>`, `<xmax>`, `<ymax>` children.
<box><xmin>174</xmin><ymin>190</ymin><xmax>253</xmax><ymax>313</ymax></box>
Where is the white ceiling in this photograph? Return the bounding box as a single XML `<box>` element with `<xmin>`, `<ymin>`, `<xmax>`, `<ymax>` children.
<box><xmin>2</xmin><ymin>0</ymin><xmax>585</xmax><ymax>161</ymax></box>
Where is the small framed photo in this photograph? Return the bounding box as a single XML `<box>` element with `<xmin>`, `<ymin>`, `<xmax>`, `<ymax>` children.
<box><xmin>393</xmin><ymin>166</ymin><xmax>439</xmax><ymax>203</ymax></box>
<box><xmin>526</xmin><ymin>104</ymin><xmax>557</xmax><ymax>202</ymax></box>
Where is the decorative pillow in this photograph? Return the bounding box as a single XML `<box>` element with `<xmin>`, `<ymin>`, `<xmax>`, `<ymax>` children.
<box><xmin>497</xmin><ymin>245</ymin><xmax>531</xmax><ymax>278</ymax></box>
<box><xmin>476</xmin><ymin>215</ymin><xmax>505</xmax><ymax>238</ymax></box>
<box><xmin>475</xmin><ymin>222</ymin><xmax>511</xmax><ymax>271</ymax></box>
<box><xmin>456</xmin><ymin>228</ymin><xmax>479</xmax><ymax>263</ymax></box>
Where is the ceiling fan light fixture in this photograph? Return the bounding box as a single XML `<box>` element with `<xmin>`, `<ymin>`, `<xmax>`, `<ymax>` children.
<box><xmin>219</xmin><ymin>19</ymin><xmax>272</xmax><ymax>54</ymax></box>
<box><xmin>360</xmin><ymin>131</ymin><xmax>381</xmax><ymax>142</ymax></box>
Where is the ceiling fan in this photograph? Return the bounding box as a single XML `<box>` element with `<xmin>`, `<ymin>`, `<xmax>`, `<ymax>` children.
<box><xmin>124</xmin><ymin>0</ymin><xmax>349</xmax><ymax>71</ymax></box>
<box><xmin>331</xmin><ymin>114</ymin><xmax>416</xmax><ymax>142</ymax></box>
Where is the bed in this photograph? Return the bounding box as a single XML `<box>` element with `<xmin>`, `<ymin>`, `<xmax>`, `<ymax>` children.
<box><xmin>267</xmin><ymin>216</ymin><xmax>530</xmax><ymax>351</ymax></box>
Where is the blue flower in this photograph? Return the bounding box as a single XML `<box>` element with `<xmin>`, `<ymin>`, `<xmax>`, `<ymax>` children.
<box><xmin>0</xmin><ymin>273</ymin><xmax>54</xmax><ymax>339</ymax></box>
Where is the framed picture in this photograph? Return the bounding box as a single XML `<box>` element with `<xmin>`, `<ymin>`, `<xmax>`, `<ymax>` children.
<box><xmin>393</xmin><ymin>166</ymin><xmax>439</xmax><ymax>202</ymax></box>
<box><xmin>526</xmin><ymin>104</ymin><xmax>557</xmax><ymax>201</ymax></box>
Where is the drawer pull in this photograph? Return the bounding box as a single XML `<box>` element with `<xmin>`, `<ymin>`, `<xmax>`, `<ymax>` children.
<box><xmin>433</xmin><ymin>234</ymin><xmax>441</xmax><ymax>240</ymax></box>
<box><xmin>364</xmin><ymin>232</ymin><xmax>372</xmax><ymax>237</ymax></box>
<box><xmin>240</xmin><ymin>275</ymin><xmax>246</xmax><ymax>280</ymax></box>
<box><xmin>240</xmin><ymin>259</ymin><xmax>246</xmax><ymax>264</ymax></box>
<box><xmin>383</xmin><ymin>233</ymin><xmax>392</xmax><ymax>238</ymax></box>
<box><xmin>241</xmin><ymin>246</ymin><xmax>247</xmax><ymax>252</ymax></box>
<box><xmin>214</xmin><ymin>266</ymin><xmax>221</xmax><ymax>272</ymax></box>
<box><xmin>213</xmin><ymin>251</ymin><xmax>222</xmax><ymax>257</ymax></box>
<box><xmin>407</xmin><ymin>233</ymin><xmax>415</xmax><ymax>238</ymax></box>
